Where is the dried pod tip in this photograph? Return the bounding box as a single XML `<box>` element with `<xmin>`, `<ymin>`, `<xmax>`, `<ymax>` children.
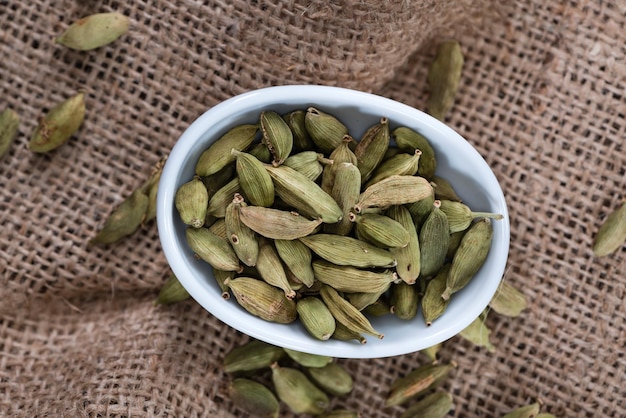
<box><xmin>348</xmin><ymin>212</ymin><xmax>358</xmax><ymax>222</ymax></box>
<box><xmin>433</xmin><ymin>200</ymin><xmax>441</xmax><ymax>208</ymax></box>
<box><xmin>232</xmin><ymin>193</ymin><xmax>245</xmax><ymax>204</ymax></box>
<box><xmin>414</xmin><ymin>149</ymin><xmax>423</xmax><ymax>156</ymax></box>
<box><xmin>380</xmin><ymin>117</ymin><xmax>389</xmax><ymax>125</ymax></box>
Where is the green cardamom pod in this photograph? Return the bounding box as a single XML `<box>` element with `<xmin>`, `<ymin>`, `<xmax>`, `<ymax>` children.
<box><xmin>386</xmin><ymin>362</ymin><xmax>455</xmax><ymax>407</ymax></box>
<box><xmin>201</xmin><ymin>163</ymin><xmax>236</xmax><ymax>196</ymax></box>
<box><xmin>331</xmin><ymin>322</ymin><xmax>367</xmax><ymax>344</ymax></box>
<box><xmin>195</xmin><ymin>124</ymin><xmax>258</xmax><ymax>177</ymax></box>
<box><xmin>232</xmin><ymin>150</ymin><xmax>274</xmax><ymax>207</ymax></box>
<box><xmin>207</xmin><ymin>177</ymin><xmax>242</xmax><ymax>218</ymax></box>
<box><xmin>155</xmin><ymin>273</ymin><xmax>190</xmax><ymax>305</ymax></box>
<box><xmin>350</xmin><ymin>212</ymin><xmax>410</xmax><ymax>249</ymax></box>
<box><xmin>213</xmin><ymin>268</ymin><xmax>234</xmax><ymax>299</ymax></box>
<box><xmin>347</xmin><ymin>290</ymin><xmax>388</xmax><ymax>311</ymax></box>
<box><xmin>304</xmin><ymin>107</ymin><xmax>349</xmax><ymax>153</ymax></box>
<box><xmin>284</xmin><ymin>109</ymin><xmax>316</xmax><ymax>151</ymax></box>
<box><xmin>362</xmin><ymin>296</ymin><xmax>392</xmax><ymax>317</ymax></box>
<box><xmin>225</xmin><ymin>277</ymin><xmax>297</xmax><ymax>324</ymax></box>
<box><xmin>324</xmin><ymin>162</ymin><xmax>361</xmax><ymax>236</ymax></box>
<box><xmin>442</xmin><ymin>218</ymin><xmax>493</xmax><ymax>300</ymax></box>
<box><xmin>56</xmin><ymin>12</ymin><xmax>130</xmax><ymax>51</ymax></box>
<box><xmin>207</xmin><ymin>218</ymin><xmax>228</xmax><ymax>241</ymax></box>
<box><xmin>261</xmin><ymin>110</ymin><xmax>293</xmax><ymax>166</ymax></box>
<box><xmin>29</xmin><ymin>92</ymin><xmax>85</xmax><ymax>153</ymax></box>
<box><xmin>284</xmin><ymin>151</ymin><xmax>324</xmax><ymax>181</ymax></box>
<box><xmin>0</xmin><ymin>108</ymin><xmax>20</xmax><ymax>158</ymax></box>
<box><xmin>420</xmin><ymin>343</ymin><xmax>442</xmax><ymax>362</ymax></box>
<box><xmin>390</xmin><ymin>281</ymin><xmax>419</xmax><ymax>321</ymax></box>
<box><xmin>458</xmin><ymin>313</ymin><xmax>495</xmax><ymax>352</ymax></box>
<box><xmin>427</xmin><ymin>40</ymin><xmax>464</xmax><ymax>121</ymax></box>
<box><xmin>432</xmin><ymin>176</ymin><xmax>463</xmax><ymax>202</ymax></box>
<box><xmin>387</xmin><ymin>205</ymin><xmax>421</xmax><ymax>284</ymax></box>
<box><xmin>175</xmin><ymin>176</ymin><xmax>209</xmax><ymax>228</ymax></box>
<box><xmin>398</xmin><ymin>391</ymin><xmax>453</xmax><ymax>418</ymax></box>
<box><xmin>320</xmin><ymin>285</ymin><xmax>383</xmax><ymax>340</ymax></box>
<box><xmin>283</xmin><ymin>348</ymin><xmax>333</xmax><ymax>368</ymax></box>
<box><xmin>228</xmin><ymin>378</ymin><xmax>280</xmax><ymax>418</ymax></box>
<box><xmin>225</xmin><ymin>194</ymin><xmax>259</xmax><ymax>267</ymax></box>
<box><xmin>489</xmin><ymin>280</ymin><xmax>527</xmax><ymax>317</ymax></box>
<box><xmin>446</xmin><ymin>229</ymin><xmax>466</xmax><ymax>259</ymax></box>
<box><xmin>305</xmin><ymin>362</ymin><xmax>354</xmax><ymax>396</ymax></box>
<box><xmin>317</xmin><ymin>410</ymin><xmax>360</xmax><ymax>418</ymax></box>
<box><xmin>418</xmin><ymin>200</ymin><xmax>450</xmax><ymax>278</ymax></box>
<box><xmin>265</xmin><ymin>164</ymin><xmax>342</xmax><ymax>223</ymax></box>
<box><xmin>247</xmin><ymin>142</ymin><xmax>272</xmax><ymax>163</ymax></box>
<box><xmin>274</xmin><ymin>239</ymin><xmax>315</xmax><ymax>287</ymax></box>
<box><xmin>140</xmin><ymin>161</ymin><xmax>164</xmax><ymax>223</ymax></box>
<box><xmin>296</xmin><ymin>297</ymin><xmax>336</xmax><ymax>341</ymax></box>
<box><xmin>502</xmin><ymin>402</ymin><xmax>541</xmax><ymax>418</ymax></box>
<box><xmin>355</xmin><ymin>175</ymin><xmax>433</xmax><ymax>213</ymax></box>
<box><xmin>393</xmin><ymin>127</ymin><xmax>437</xmax><ymax>179</ymax></box>
<box><xmin>256</xmin><ymin>239</ymin><xmax>296</xmax><ymax>299</ymax></box>
<box><xmin>364</xmin><ymin>149</ymin><xmax>421</xmax><ymax>188</ymax></box>
<box><xmin>239</xmin><ymin>206</ymin><xmax>322</xmax><ymax>240</ymax></box>
<box><xmin>185</xmin><ymin>227</ymin><xmax>241</xmax><ymax>272</ymax></box>
<box><xmin>312</xmin><ymin>260</ymin><xmax>396</xmax><ymax>294</ymax></box>
<box><xmin>407</xmin><ymin>192</ymin><xmax>435</xmax><ymax>228</ymax></box>
<box><xmin>421</xmin><ymin>264</ymin><xmax>451</xmax><ymax>326</ymax></box>
<box><xmin>321</xmin><ymin>135</ymin><xmax>358</xmax><ymax>193</ymax></box>
<box><xmin>90</xmin><ymin>189</ymin><xmax>148</xmax><ymax>245</ymax></box>
<box><xmin>593</xmin><ymin>200</ymin><xmax>626</xmax><ymax>256</ymax></box>
<box><xmin>224</xmin><ymin>339</ymin><xmax>286</xmax><ymax>373</ymax></box>
<box><xmin>300</xmin><ymin>234</ymin><xmax>397</xmax><ymax>268</ymax></box>
<box><xmin>354</xmin><ymin>117</ymin><xmax>390</xmax><ymax>183</ymax></box>
<box><xmin>439</xmin><ymin>199</ymin><xmax>503</xmax><ymax>233</ymax></box>
<box><xmin>271</xmin><ymin>363</ymin><xmax>330</xmax><ymax>415</ymax></box>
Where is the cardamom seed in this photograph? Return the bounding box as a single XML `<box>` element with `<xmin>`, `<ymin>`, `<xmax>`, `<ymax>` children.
<box><xmin>0</xmin><ymin>108</ymin><xmax>20</xmax><ymax>158</ymax></box>
<box><xmin>56</xmin><ymin>12</ymin><xmax>130</xmax><ymax>51</ymax></box>
<box><xmin>228</xmin><ymin>378</ymin><xmax>280</xmax><ymax>418</ymax></box>
<box><xmin>225</xmin><ymin>277</ymin><xmax>297</xmax><ymax>324</ymax></box>
<box><xmin>271</xmin><ymin>363</ymin><xmax>330</xmax><ymax>415</ymax></box>
<box><xmin>29</xmin><ymin>92</ymin><xmax>85</xmax><ymax>153</ymax></box>
<box><xmin>427</xmin><ymin>40</ymin><xmax>464</xmax><ymax>121</ymax></box>
<box><xmin>592</xmin><ymin>200</ymin><xmax>626</xmax><ymax>256</ymax></box>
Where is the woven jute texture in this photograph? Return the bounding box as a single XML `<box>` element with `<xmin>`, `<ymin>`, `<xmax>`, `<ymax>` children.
<box><xmin>1</xmin><ymin>0</ymin><xmax>624</xmax><ymax>417</ymax></box>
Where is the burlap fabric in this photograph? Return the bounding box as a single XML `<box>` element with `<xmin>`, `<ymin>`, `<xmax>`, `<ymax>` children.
<box><xmin>1</xmin><ymin>0</ymin><xmax>624</xmax><ymax>416</ymax></box>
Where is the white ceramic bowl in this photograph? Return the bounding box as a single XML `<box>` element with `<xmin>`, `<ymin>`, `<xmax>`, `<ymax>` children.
<box><xmin>157</xmin><ymin>85</ymin><xmax>510</xmax><ymax>359</ymax></box>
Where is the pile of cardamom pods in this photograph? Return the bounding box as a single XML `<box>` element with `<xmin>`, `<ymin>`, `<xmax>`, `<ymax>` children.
<box><xmin>173</xmin><ymin>102</ymin><xmax>504</xmax><ymax>342</ymax></box>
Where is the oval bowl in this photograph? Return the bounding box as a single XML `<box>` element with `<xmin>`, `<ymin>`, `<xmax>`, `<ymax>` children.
<box><xmin>157</xmin><ymin>85</ymin><xmax>510</xmax><ymax>359</ymax></box>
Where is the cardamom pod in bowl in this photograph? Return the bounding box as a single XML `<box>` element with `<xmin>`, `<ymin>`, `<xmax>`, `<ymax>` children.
<box><xmin>157</xmin><ymin>85</ymin><xmax>510</xmax><ymax>359</ymax></box>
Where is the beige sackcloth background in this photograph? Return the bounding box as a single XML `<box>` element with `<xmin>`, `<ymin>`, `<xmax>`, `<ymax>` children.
<box><xmin>1</xmin><ymin>1</ymin><xmax>624</xmax><ymax>416</ymax></box>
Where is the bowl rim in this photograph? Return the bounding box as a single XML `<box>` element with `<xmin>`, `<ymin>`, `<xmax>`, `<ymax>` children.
<box><xmin>157</xmin><ymin>84</ymin><xmax>510</xmax><ymax>359</ymax></box>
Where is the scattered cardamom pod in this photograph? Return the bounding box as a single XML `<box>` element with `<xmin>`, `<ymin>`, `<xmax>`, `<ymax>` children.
<box><xmin>502</xmin><ymin>402</ymin><xmax>541</xmax><ymax>418</ymax></box>
<box><xmin>56</xmin><ymin>12</ymin><xmax>130</xmax><ymax>51</ymax></box>
<box><xmin>420</xmin><ymin>343</ymin><xmax>442</xmax><ymax>362</ymax></box>
<box><xmin>283</xmin><ymin>348</ymin><xmax>333</xmax><ymax>368</ymax></box>
<box><xmin>29</xmin><ymin>92</ymin><xmax>85</xmax><ymax>153</ymax></box>
<box><xmin>185</xmin><ymin>227</ymin><xmax>241</xmax><ymax>272</ymax></box>
<box><xmin>91</xmin><ymin>189</ymin><xmax>148</xmax><ymax>245</ymax></box>
<box><xmin>386</xmin><ymin>362</ymin><xmax>455</xmax><ymax>407</ymax></box>
<box><xmin>592</xmin><ymin>200</ymin><xmax>626</xmax><ymax>256</ymax></box>
<box><xmin>489</xmin><ymin>280</ymin><xmax>527</xmax><ymax>317</ymax></box>
<box><xmin>305</xmin><ymin>362</ymin><xmax>354</xmax><ymax>396</ymax></box>
<box><xmin>427</xmin><ymin>40</ymin><xmax>464</xmax><ymax>120</ymax></box>
<box><xmin>224</xmin><ymin>339</ymin><xmax>286</xmax><ymax>373</ymax></box>
<box><xmin>0</xmin><ymin>108</ymin><xmax>20</xmax><ymax>158</ymax></box>
<box><xmin>398</xmin><ymin>391</ymin><xmax>453</xmax><ymax>418</ymax></box>
<box><xmin>271</xmin><ymin>363</ymin><xmax>330</xmax><ymax>415</ymax></box>
<box><xmin>228</xmin><ymin>378</ymin><xmax>280</xmax><ymax>418</ymax></box>
<box><xmin>458</xmin><ymin>313</ymin><xmax>495</xmax><ymax>352</ymax></box>
<box><xmin>155</xmin><ymin>273</ymin><xmax>190</xmax><ymax>305</ymax></box>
